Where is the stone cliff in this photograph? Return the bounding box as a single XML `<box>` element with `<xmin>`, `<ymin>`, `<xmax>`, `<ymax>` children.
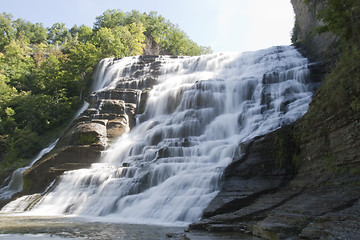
<box><xmin>291</xmin><ymin>0</ymin><xmax>338</xmax><ymax>62</ymax></box>
<box><xmin>190</xmin><ymin>1</ymin><xmax>360</xmax><ymax>239</ymax></box>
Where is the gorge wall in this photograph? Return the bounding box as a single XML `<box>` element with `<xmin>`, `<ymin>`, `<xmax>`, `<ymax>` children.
<box><xmin>191</xmin><ymin>1</ymin><xmax>360</xmax><ymax>239</ymax></box>
<box><xmin>291</xmin><ymin>0</ymin><xmax>338</xmax><ymax>62</ymax></box>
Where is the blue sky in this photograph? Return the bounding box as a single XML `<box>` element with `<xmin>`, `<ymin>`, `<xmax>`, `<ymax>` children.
<box><xmin>2</xmin><ymin>0</ymin><xmax>294</xmax><ymax>53</ymax></box>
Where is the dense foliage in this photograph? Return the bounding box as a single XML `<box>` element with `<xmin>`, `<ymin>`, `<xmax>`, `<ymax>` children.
<box><xmin>0</xmin><ymin>10</ymin><xmax>212</xmax><ymax>173</ymax></box>
<box><xmin>315</xmin><ymin>0</ymin><xmax>360</xmax><ymax>114</ymax></box>
<box><xmin>299</xmin><ymin>0</ymin><xmax>360</xmax><ymax>132</ymax></box>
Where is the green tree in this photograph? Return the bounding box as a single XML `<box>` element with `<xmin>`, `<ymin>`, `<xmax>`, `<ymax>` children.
<box><xmin>0</xmin><ymin>73</ymin><xmax>18</xmax><ymax>135</ymax></box>
<box><xmin>93</xmin><ymin>9</ymin><xmax>126</xmax><ymax>30</ymax></box>
<box><xmin>0</xmin><ymin>72</ymin><xmax>17</xmax><ymax>106</ymax></box>
<box><xmin>92</xmin><ymin>27</ymin><xmax>123</xmax><ymax>57</ymax></box>
<box><xmin>0</xmin><ymin>12</ymin><xmax>15</xmax><ymax>50</ymax></box>
<box><xmin>116</xmin><ymin>22</ymin><xmax>146</xmax><ymax>56</ymax></box>
<box><xmin>65</xmin><ymin>42</ymin><xmax>101</xmax><ymax>99</ymax></box>
<box><xmin>34</xmin><ymin>52</ymin><xmax>68</xmax><ymax>102</ymax></box>
<box><xmin>70</xmin><ymin>25</ymin><xmax>93</xmax><ymax>43</ymax></box>
<box><xmin>47</xmin><ymin>22</ymin><xmax>67</xmax><ymax>45</ymax></box>
<box><xmin>160</xmin><ymin>24</ymin><xmax>211</xmax><ymax>56</ymax></box>
<box><xmin>0</xmin><ymin>38</ymin><xmax>35</xmax><ymax>90</ymax></box>
<box><xmin>124</xmin><ymin>10</ymin><xmax>146</xmax><ymax>25</ymax></box>
<box><xmin>142</xmin><ymin>11</ymin><xmax>168</xmax><ymax>43</ymax></box>
<box><xmin>13</xmin><ymin>18</ymin><xmax>47</xmax><ymax>44</ymax></box>
<box><xmin>317</xmin><ymin>0</ymin><xmax>360</xmax><ymax>45</ymax></box>
<box><xmin>92</xmin><ymin>24</ymin><xmax>145</xmax><ymax>57</ymax></box>
<box><xmin>0</xmin><ymin>9</ymin><xmax>212</xmax><ymax>177</ymax></box>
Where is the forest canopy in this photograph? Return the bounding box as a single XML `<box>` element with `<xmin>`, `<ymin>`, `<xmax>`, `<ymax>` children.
<box><xmin>0</xmin><ymin>10</ymin><xmax>212</xmax><ymax>172</ymax></box>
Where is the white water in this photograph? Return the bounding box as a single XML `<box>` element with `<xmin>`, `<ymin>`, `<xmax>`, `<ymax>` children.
<box><xmin>1</xmin><ymin>46</ymin><xmax>313</xmax><ymax>226</ymax></box>
<box><xmin>0</xmin><ymin>101</ymin><xmax>89</xmax><ymax>201</ymax></box>
<box><xmin>0</xmin><ymin>140</ymin><xmax>58</xmax><ymax>200</ymax></box>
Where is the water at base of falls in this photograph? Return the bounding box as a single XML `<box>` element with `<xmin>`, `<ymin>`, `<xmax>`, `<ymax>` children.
<box><xmin>1</xmin><ymin>46</ymin><xmax>313</xmax><ymax>226</ymax></box>
<box><xmin>0</xmin><ymin>216</ymin><xmax>261</xmax><ymax>239</ymax></box>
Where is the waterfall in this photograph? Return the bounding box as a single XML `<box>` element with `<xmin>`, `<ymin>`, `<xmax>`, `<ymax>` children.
<box><xmin>0</xmin><ymin>140</ymin><xmax>58</xmax><ymax>201</ymax></box>
<box><xmin>0</xmin><ymin>101</ymin><xmax>89</xmax><ymax>201</ymax></box>
<box><xmin>1</xmin><ymin>46</ymin><xmax>313</xmax><ymax>226</ymax></box>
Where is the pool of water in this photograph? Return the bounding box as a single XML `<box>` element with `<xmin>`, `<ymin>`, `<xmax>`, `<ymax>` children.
<box><xmin>0</xmin><ymin>215</ymin><xmax>260</xmax><ymax>239</ymax></box>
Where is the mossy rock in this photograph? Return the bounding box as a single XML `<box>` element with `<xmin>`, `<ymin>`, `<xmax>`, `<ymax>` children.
<box><xmin>76</xmin><ymin>132</ymin><xmax>97</xmax><ymax>145</ymax></box>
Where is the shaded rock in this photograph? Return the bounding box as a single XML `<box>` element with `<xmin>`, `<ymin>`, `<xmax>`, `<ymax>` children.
<box><xmin>201</xmin><ymin>125</ymin><xmax>297</xmax><ymax>219</ymax></box>
<box><xmin>299</xmin><ymin>199</ymin><xmax>360</xmax><ymax>240</ymax></box>
<box><xmin>189</xmin><ymin>3</ymin><xmax>359</xmax><ymax>239</ymax></box>
<box><xmin>291</xmin><ymin>0</ymin><xmax>338</xmax><ymax>62</ymax></box>
<box><xmin>253</xmin><ymin>186</ymin><xmax>360</xmax><ymax>239</ymax></box>
<box><xmin>192</xmin><ymin>109</ymin><xmax>360</xmax><ymax>239</ymax></box>
<box><xmin>22</xmin><ymin>145</ymin><xmax>103</xmax><ymax>194</ymax></box>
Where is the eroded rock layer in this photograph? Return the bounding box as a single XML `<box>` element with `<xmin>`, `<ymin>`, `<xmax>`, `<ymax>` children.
<box><xmin>19</xmin><ymin>55</ymin><xmax>164</xmax><ymax>195</ymax></box>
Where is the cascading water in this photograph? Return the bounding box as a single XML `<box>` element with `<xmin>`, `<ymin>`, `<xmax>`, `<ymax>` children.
<box><xmin>0</xmin><ymin>101</ymin><xmax>89</xmax><ymax>202</ymax></box>
<box><xmin>0</xmin><ymin>140</ymin><xmax>58</xmax><ymax>201</ymax></box>
<box><xmin>1</xmin><ymin>46</ymin><xmax>313</xmax><ymax>226</ymax></box>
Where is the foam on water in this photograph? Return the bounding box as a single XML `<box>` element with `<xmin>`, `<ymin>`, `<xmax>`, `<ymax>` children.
<box><xmin>1</xmin><ymin>46</ymin><xmax>313</xmax><ymax>226</ymax></box>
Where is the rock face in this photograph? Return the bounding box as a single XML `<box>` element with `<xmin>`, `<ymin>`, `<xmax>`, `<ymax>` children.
<box><xmin>190</xmin><ymin>113</ymin><xmax>360</xmax><ymax>239</ymax></box>
<box><xmin>18</xmin><ymin>56</ymin><xmax>164</xmax><ymax>196</ymax></box>
<box><xmin>291</xmin><ymin>0</ymin><xmax>338</xmax><ymax>62</ymax></box>
<box><xmin>189</xmin><ymin>1</ymin><xmax>360</xmax><ymax>239</ymax></box>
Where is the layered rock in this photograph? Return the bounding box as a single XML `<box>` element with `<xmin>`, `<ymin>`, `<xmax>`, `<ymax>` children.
<box><xmin>190</xmin><ymin>113</ymin><xmax>360</xmax><ymax>239</ymax></box>
<box><xmin>18</xmin><ymin>55</ymin><xmax>165</xmax><ymax>196</ymax></box>
<box><xmin>189</xmin><ymin>1</ymin><xmax>360</xmax><ymax>239</ymax></box>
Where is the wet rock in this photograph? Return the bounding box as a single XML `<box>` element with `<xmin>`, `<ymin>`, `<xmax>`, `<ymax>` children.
<box><xmin>22</xmin><ymin>145</ymin><xmax>103</xmax><ymax>194</ymax></box>
<box><xmin>98</xmin><ymin>99</ymin><xmax>126</xmax><ymax>114</ymax></box>
<box><xmin>193</xmin><ymin>111</ymin><xmax>360</xmax><ymax>239</ymax></box>
<box><xmin>106</xmin><ymin>118</ymin><xmax>128</xmax><ymax>139</ymax></box>
<box><xmin>201</xmin><ymin>125</ymin><xmax>297</xmax><ymax>219</ymax></box>
<box><xmin>8</xmin><ymin>55</ymin><xmax>165</xmax><ymax>199</ymax></box>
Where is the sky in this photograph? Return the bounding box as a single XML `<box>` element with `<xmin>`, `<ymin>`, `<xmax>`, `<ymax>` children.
<box><xmin>2</xmin><ymin>0</ymin><xmax>295</xmax><ymax>53</ymax></box>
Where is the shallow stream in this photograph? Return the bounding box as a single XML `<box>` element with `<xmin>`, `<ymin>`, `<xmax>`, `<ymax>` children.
<box><xmin>0</xmin><ymin>215</ymin><xmax>260</xmax><ymax>239</ymax></box>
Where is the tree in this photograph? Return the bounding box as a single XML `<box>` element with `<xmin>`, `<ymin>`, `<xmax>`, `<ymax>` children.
<box><xmin>0</xmin><ymin>9</ymin><xmax>212</xmax><ymax>175</ymax></box>
<box><xmin>0</xmin><ymin>12</ymin><xmax>15</xmax><ymax>50</ymax></box>
<box><xmin>0</xmin><ymin>72</ymin><xmax>17</xmax><ymax>106</ymax></box>
<box><xmin>117</xmin><ymin>22</ymin><xmax>146</xmax><ymax>56</ymax></box>
<box><xmin>93</xmin><ymin>9</ymin><xmax>126</xmax><ymax>30</ymax></box>
<box><xmin>142</xmin><ymin>11</ymin><xmax>168</xmax><ymax>43</ymax></box>
<box><xmin>31</xmin><ymin>23</ymin><xmax>48</xmax><ymax>44</ymax></box>
<box><xmin>47</xmin><ymin>22</ymin><xmax>67</xmax><ymax>45</ymax></box>
<box><xmin>66</xmin><ymin>42</ymin><xmax>101</xmax><ymax>98</ymax></box>
<box><xmin>70</xmin><ymin>25</ymin><xmax>93</xmax><ymax>43</ymax></box>
<box><xmin>92</xmin><ymin>27</ymin><xmax>123</xmax><ymax>57</ymax></box>
<box><xmin>13</xmin><ymin>19</ymin><xmax>47</xmax><ymax>44</ymax></box>
<box><xmin>0</xmin><ymin>38</ymin><xmax>35</xmax><ymax>91</ymax></box>
<box><xmin>317</xmin><ymin>0</ymin><xmax>360</xmax><ymax>45</ymax></box>
<box><xmin>34</xmin><ymin>52</ymin><xmax>68</xmax><ymax>103</ymax></box>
